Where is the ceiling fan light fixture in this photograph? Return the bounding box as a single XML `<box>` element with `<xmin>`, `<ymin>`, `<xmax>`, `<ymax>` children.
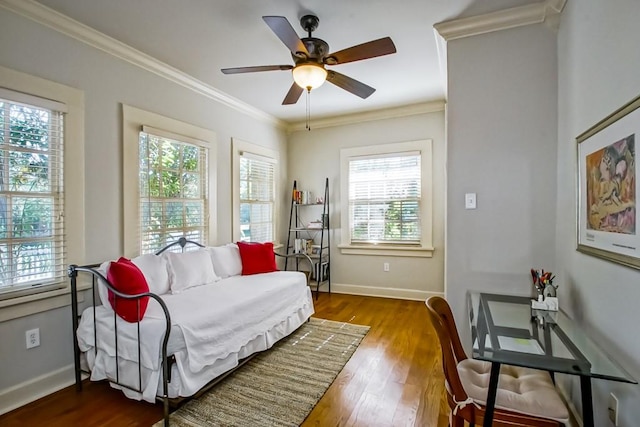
<box><xmin>292</xmin><ymin>63</ymin><xmax>327</xmax><ymax>90</ymax></box>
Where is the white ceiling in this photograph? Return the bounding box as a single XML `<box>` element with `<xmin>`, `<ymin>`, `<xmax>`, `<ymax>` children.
<box><xmin>36</xmin><ymin>0</ymin><xmax>539</xmax><ymax>123</ymax></box>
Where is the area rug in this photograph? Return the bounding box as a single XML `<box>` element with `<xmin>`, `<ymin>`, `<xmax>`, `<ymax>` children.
<box><xmin>156</xmin><ymin>318</ymin><xmax>370</xmax><ymax>426</ymax></box>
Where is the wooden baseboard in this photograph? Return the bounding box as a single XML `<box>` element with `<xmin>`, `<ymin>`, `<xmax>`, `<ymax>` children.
<box><xmin>325</xmin><ymin>283</ymin><xmax>443</xmax><ymax>301</ymax></box>
<box><xmin>0</xmin><ymin>364</ymin><xmax>75</xmax><ymax>415</ymax></box>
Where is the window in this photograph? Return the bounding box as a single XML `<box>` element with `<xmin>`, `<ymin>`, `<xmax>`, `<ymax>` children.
<box><xmin>0</xmin><ymin>67</ymin><xmax>84</xmax><ymax>314</ymax></box>
<box><xmin>122</xmin><ymin>105</ymin><xmax>216</xmax><ymax>257</ymax></box>
<box><xmin>138</xmin><ymin>127</ymin><xmax>208</xmax><ymax>254</ymax></box>
<box><xmin>239</xmin><ymin>154</ymin><xmax>275</xmax><ymax>242</ymax></box>
<box><xmin>0</xmin><ymin>94</ymin><xmax>65</xmax><ymax>298</ymax></box>
<box><xmin>349</xmin><ymin>152</ymin><xmax>421</xmax><ymax>243</ymax></box>
<box><xmin>232</xmin><ymin>139</ymin><xmax>278</xmax><ymax>243</ymax></box>
<box><xmin>339</xmin><ymin>140</ymin><xmax>434</xmax><ymax>257</ymax></box>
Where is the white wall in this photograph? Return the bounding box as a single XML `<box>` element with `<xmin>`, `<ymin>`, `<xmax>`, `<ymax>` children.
<box><xmin>556</xmin><ymin>1</ymin><xmax>640</xmax><ymax>424</ymax></box>
<box><xmin>445</xmin><ymin>23</ymin><xmax>558</xmax><ymax>346</ymax></box>
<box><xmin>0</xmin><ymin>8</ymin><xmax>287</xmax><ymax>412</ymax></box>
<box><xmin>288</xmin><ymin>110</ymin><xmax>446</xmax><ymax>300</ymax></box>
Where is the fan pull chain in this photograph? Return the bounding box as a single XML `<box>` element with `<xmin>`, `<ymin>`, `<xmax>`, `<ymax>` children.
<box><xmin>305</xmin><ymin>87</ymin><xmax>311</xmax><ymax>131</ymax></box>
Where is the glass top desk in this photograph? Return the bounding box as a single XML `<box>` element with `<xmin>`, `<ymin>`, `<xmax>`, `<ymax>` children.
<box><xmin>467</xmin><ymin>292</ymin><xmax>636</xmax><ymax>427</ymax></box>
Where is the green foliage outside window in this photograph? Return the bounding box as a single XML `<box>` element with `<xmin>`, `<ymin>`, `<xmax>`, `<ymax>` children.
<box><xmin>0</xmin><ymin>102</ymin><xmax>59</xmax><ymax>287</ymax></box>
<box><xmin>349</xmin><ymin>154</ymin><xmax>421</xmax><ymax>243</ymax></box>
<box><xmin>238</xmin><ymin>156</ymin><xmax>274</xmax><ymax>242</ymax></box>
<box><xmin>139</xmin><ymin>133</ymin><xmax>206</xmax><ymax>252</ymax></box>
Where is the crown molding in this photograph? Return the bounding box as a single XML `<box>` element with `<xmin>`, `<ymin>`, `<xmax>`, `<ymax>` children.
<box><xmin>433</xmin><ymin>27</ymin><xmax>448</xmax><ymax>99</ymax></box>
<box><xmin>0</xmin><ymin>0</ymin><xmax>286</xmax><ymax>129</ymax></box>
<box><xmin>433</xmin><ymin>0</ymin><xmax>566</xmax><ymax>41</ymax></box>
<box><xmin>545</xmin><ymin>0</ymin><xmax>567</xmax><ymax>14</ymax></box>
<box><xmin>288</xmin><ymin>101</ymin><xmax>445</xmax><ymax>133</ymax></box>
<box><xmin>432</xmin><ymin>0</ymin><xmax>565</xmax><ymax>101</ymax></box>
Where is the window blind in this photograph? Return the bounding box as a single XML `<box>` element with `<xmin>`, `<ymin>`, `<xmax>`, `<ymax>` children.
<box><xmin>239</xmin><ymin>152</ymin><xmax>275</xmax><ymax>242</ymax></box>
<box><xmin>138</xmin><ymin>129</ymin><xmax>208</xmax><ymax>254</ymax></box>
<box><xmin>348</xmin><ymin>152</ymin><xmax>421</xmax><ymax>244</ymax></box>
<box><xmin>0</xmin><ymin>94</ymin><xmax>66</xmax><ymax>299</ymax></box>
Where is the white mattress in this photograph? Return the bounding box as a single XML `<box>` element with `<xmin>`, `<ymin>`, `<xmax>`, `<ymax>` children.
<box><xmin>77</xmin><ymin>271</ymin><xmax>315</xmax><ymax>401</ymax></box>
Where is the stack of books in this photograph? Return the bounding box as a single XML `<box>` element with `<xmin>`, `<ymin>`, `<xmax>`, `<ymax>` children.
<box><xmin>293</xmin><ymin>190</ymin><xmax>312</xmax><ymax>204</ymax></box>
<box><xmin>293</xmin><ymin>238</ymin><xmax>313</xmax><ymax>254</ymax></box>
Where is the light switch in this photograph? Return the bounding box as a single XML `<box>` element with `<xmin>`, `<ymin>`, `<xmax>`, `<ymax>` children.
<box><xmin>465</xmin><ymin>193</ymin><xmax>477</xmax><ymax>209</ymax></box>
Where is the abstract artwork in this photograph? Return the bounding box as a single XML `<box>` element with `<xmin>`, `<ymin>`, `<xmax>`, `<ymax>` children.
<box><xmin>578</xmin><ymin>95</ymin><xmax>640</xmax><ymax>269</ymax></box>
<box><xmin>585</xmin><ymin>135</ymin><xmax>635</xmax><ymax>234</ymax></box>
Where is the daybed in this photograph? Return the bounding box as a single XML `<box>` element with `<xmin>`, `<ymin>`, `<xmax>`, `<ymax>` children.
<box><xmin>69</xmin><ymin>238</ymin><xmax>315</xmax><ymax>426</ymax></box>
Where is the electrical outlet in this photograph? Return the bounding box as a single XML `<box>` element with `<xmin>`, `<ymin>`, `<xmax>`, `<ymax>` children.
<box><xmin>383</xmin><ymin>262</ymin><xmax>390</xmax><ymax>272</ymax></box>
<box><xmin>608</xmin><ymin>393</ymin><xmax>619</xmax><ymax>426</ymax></box>
<box><xmin>26</xmin><ymin>328</ymin><xmax>40</xmax><ymax>349</ymax></box>
<box><xmin>609</xmin><ymin>393</ymin><xmax>619</xmax><ymax>425</ymax></box>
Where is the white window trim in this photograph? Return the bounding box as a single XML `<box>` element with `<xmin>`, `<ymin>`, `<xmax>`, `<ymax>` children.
<box><xmin>339</xmin><ymin>139</ymin><xmax>434</xmax><ymax>258</ymax></box>
<box><xmin>0</xmin><ymin>65</ymin><xmax>86</xmax><ymax>316</ymax></box>
<box><xmin>122</xmin><ymin>105</ymin><xmax>217</xmax><ymax>257</ymax></box>
<box><xmin>231</xmin><ymin>138</ymin><xmax>279</xmax><ymax>244</ymax></box>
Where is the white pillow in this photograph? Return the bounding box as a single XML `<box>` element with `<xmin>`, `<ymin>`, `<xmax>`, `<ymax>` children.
<box><xmin>208</xmin><ymin>243</ymin><xmax>242</xmax><ymax>278</ymax></box>
<box><xmin>164</xmin><ymin>249</ymin><xmax>220</xmax><ymax>294</ymax></box>
<box><xmin>95</xmin><ymin>260</ymin><xmax>112</xmax><ymax>309</ymax></box>
<box><xmin>131</xmin><ymin>253</ymin><xmax>170</xmax><ymax>295</ymax></box>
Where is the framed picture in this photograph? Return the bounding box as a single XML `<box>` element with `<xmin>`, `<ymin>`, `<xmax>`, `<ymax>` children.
<box><xmin>577</xmin><ymin>94</ymin><xmax>640</xmax><ymax>269</ymax></box>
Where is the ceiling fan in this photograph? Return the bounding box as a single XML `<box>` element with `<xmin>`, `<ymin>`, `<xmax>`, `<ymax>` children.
<box><xmin>221</xmin><ymin>15</ymin><xmax>397</xmax><ymax>105</ymax></box>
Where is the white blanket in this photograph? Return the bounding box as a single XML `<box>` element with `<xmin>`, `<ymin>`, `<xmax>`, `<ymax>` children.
<box><xmin>147</xmin><ymin>271</ymin><xmax>312</xmax><ymax>371</ymax></box>
<box><xmin>77</xmin><ymin>271</ymin><xmax>314</xmax><ymax>400</ymax></box>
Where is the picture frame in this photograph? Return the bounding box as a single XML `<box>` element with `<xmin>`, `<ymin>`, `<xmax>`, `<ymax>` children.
<box><xmin>577</xmin><ymin>94</ymin><xmax>640</xmax><ymax>269</ymax></box>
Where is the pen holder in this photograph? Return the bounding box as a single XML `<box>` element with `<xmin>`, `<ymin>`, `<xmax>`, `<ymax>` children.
<box><xmin>530</xmin><ymin>268</ymin><xmax>558</xmax><ymax>310</ymax></box>
<box><xmin>531</xmin><ymin>296</ymin><xmax>558</xmax><ymax>311</ymax></box>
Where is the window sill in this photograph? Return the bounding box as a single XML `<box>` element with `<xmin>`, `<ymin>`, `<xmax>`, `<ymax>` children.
<box><xmin>0</xmin><ymin>280</ymin><xmax>90</xmax><ymax>322</ymax></box>
<box><xmin>338</xmin><ymin>244</ymin><xmax>434</xmax><ymax>258</ymax></box>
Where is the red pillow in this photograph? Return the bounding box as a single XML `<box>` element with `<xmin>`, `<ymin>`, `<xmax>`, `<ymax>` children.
<box><xmin>237</xmin><ymin>242</ymin><xmax>277</xmax><ymax>275</ymax></box>
<box><xmin>107</xmin><ymin>257</ymin><xmax>150</xmax><ymax>322</ymax></box>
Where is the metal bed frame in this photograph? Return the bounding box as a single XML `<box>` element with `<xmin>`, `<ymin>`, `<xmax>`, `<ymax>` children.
<box><xmin>68</xmin><ymin>238</ymin><xmax>313</xmax><ymax>426</ymax></box>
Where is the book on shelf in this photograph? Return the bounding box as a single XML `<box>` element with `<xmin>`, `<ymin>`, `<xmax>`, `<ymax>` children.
<box><xmin>293</xmin><ymin>238</ymin><xmax>313</xmax><ymax>255</ymax></box>
<box><xmin>293</xmin><ymin>190</ymin><xmax>312</xmax><ymax>205</ymax></box>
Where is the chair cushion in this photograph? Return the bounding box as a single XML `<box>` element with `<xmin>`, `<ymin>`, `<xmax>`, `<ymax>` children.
<box><xmin>457</xmin><ymin>359</ymin><xmax>569</xmax><ymax>423</ymax></box>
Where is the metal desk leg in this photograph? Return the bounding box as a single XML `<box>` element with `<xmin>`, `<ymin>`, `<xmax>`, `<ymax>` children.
<box><xmin>483</xmin><ymin>361</ymin><xmax>501</xmax><ymax>427</ymax></box>
<box><xmin>580</xmin><ymin>376</ymin><xmax>594</xmax><ymax>427</ymax></box>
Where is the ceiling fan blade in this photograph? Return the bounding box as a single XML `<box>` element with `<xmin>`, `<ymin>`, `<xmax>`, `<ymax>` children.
<box><xmin>263</xmin><ymin>16</ymin><xmax>309</xmax><ymax>57</ymax></box>
<box><xmin>221</xmin><ymin>65</ymin><xmax>293</xmax><ymax>74</ymax></box>
<box><xmin>282</xmin><ymin>83</ymin><xmax>304</xmax><ymax>105</ymax></box>
<box><xmin>326</xmin><ymin>70</ymin><xmax>376</xmax><ymax>99</ymax></box>
<box><xmin>325</xmin><ymin>37</ymin><xmax>396</xmax><ymax>65</ymax></box>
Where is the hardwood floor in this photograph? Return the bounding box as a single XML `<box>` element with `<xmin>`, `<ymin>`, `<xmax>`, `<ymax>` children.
<box><xmin>0</xmin><ymin>293</ymin><xmax>450</xmax><ymax>427</ymax></box>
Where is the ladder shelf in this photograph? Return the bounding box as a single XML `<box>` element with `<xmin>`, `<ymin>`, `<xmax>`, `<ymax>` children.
<box><xmin>284</xmin><ymin>178</ymin><xmax>330</xmax><ymax>299</ymax></box>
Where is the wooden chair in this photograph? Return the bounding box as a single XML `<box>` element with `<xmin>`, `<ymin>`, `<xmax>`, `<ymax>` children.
<box><xmin>425</xmin><ymin>296</ymin><xmax>569</xmax><ymax>427</ymax></box>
